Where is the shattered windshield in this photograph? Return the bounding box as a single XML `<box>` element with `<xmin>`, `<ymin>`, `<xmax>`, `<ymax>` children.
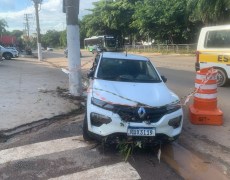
<box><xmin>96</xmin><ymin>58</ymin><xmax>161</xmax><ymax>83</ymax></box>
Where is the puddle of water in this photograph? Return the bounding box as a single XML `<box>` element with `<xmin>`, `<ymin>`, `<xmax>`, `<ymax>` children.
<box><xmin>162</xmin><ymin>143</ymin><xmax>228</xmax><ymax>180</ymax></box>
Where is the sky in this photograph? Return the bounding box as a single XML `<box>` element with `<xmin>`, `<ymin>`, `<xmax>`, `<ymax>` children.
<box><xmin>0</xmin><ymin>0</ymin><xmax>98</xmax><ymax>34</ymax></box>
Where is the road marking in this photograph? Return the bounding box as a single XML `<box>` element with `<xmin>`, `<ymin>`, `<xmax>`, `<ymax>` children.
<box><xmin>0</xmin><ymin>136</ymin><xmax>91</xmax><ymax>164</ymax></box>
<box><xmin>61</xmin><ymin>68</ymin><xmax>69</xmax><ymax>74</ymax></box>
<box><xmin>49</xmin><ymin>162</ymin><xmax>141</xmax><ymax>180</ymax></box>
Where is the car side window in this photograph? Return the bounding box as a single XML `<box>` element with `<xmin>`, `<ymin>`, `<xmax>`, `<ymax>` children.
<box><xmin>205</xmin><ymin>30</ymin><xmax>230</xmax><ymax>48</ymax></box>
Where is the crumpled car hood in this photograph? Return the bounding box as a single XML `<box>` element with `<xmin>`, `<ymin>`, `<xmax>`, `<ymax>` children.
<box><xmin>92</xmin><ymin>79</ymin><xmax>179</xmax><ymax>107</ymax></box>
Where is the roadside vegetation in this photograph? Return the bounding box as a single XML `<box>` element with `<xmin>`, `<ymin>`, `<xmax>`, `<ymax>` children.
<box><xmin>1</xmin><ymin>0</ymin><xmax>230</xmax><ymax>50</ymax></box>
<box><xmin>80</xmin><ymin>0</ymin><xmax>230</xmax><ymax>45</ymax></box>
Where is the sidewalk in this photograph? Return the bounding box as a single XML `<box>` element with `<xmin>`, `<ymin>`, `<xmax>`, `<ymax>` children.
<box><xmin>0</xmin><ymin>55</ymin><xmax>90</xmax><ymax>131</ymax></box>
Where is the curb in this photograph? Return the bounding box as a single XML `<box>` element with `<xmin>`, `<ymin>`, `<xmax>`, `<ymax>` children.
<box><xmin>0</xmin><ymin>108</ymin><xmax>84</xmax><ymax>143</ymax></box>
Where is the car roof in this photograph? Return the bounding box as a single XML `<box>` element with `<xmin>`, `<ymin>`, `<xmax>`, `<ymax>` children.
<box><xmin>101</xmin><ymin>52</ymin><xmax>149</xmax><ymax>61</ymax></box>
<box><xmin>201</xmin><ymin>24</ymin><xmax>230</xmax><ymax>31</ymax></box>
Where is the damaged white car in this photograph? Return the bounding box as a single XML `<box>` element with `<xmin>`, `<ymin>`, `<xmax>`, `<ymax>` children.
<box><xmin>84</xmin><ymin>52</ymin><xmax>183</xmax><ymax>144</ymax></box>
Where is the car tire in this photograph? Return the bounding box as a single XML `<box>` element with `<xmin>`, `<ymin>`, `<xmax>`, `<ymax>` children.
<box><xmin>83</xmin><ymin>113</ymin><xmax>92</xmax><ymax>141</ymax></box>
<box><xmin>3</xmin><ymin>53</ymin><xmax>12</xmax><ymax>60</ymax></box>
<box><xmin>216</xmin><ymin>68</ymin><xmax>227</xmax><ymax>87</ymax></box>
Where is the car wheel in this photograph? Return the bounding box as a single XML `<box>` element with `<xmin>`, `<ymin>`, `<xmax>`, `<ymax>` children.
<box><xmin>83</xmin><ymin>113</ymin><xmax>92</xmax><ymax>141</ymax></box>
<box><xmin>3</xmin><ymin>53</ymin><xmax>12</xmax><ymax>60</ymax></box>
<box><xmin>216</xmin><ymin>68</ymin><xmax>227</xmax><ymax>87</ymax></box>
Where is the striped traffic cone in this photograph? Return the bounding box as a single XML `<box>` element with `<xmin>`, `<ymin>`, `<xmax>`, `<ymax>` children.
<box><xmin>189</xmin><ymin>67</ymin><xmax>223</xmax><ymax>125</ymax></box>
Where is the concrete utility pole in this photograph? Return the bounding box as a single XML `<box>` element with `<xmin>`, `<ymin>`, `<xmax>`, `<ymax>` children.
<box><xmin>24</xmin><ymin>14</ymin><xmax>32</xmax><ymax>38</ymax></box>
<box><xmin>63</xmin><ymin>0</ymin><xmax>82</xmax><ymax>96</ymax></box>
<box><xmin>33</xmin><ymin>0</ymin><xmax>43</xmax><ymax>61</ymax></box>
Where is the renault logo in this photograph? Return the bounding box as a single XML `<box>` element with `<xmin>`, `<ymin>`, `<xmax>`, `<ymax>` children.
<box><xmin>138</xmin><ymin>107</ymin><xmax>146</xmax><ymax>119</ymax></box>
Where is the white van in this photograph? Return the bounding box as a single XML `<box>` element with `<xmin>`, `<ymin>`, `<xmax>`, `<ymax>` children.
<box><xmin>196</xmin><ymin>25</ymin><xmax>230</xmax><ymax>86</ymax></box>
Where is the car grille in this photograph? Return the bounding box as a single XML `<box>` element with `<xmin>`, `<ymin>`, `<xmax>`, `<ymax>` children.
<box><xmin>112</xmin><ymin>105</ymin><xmax>168</xmax><ymax>123</ymax></box>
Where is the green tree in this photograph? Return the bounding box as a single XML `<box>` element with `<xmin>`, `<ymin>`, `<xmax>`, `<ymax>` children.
<box><xmin>80</xmin><ymin>0</ymin><xmax>230</xmax><ymax>45</ymax></box>
<box><xmin>10</xmin><ymin>30</ymin><xmax>23</xmax><ymax>38</ymax></box>
<box><xmin>79</xmin><ymin>20</ymin><xmax>87</xmax><ymax>48</ymax></box>
<box><xmin>41</xmin><ymin>30</ymin><xmax>61</xmax><ymax>48</ymax></box>
<box><xmin>0</xmin><ymin>19</ymin><xmax>8</xmax><ymax>36</ymax></box>
<box><xmin>80</xmin><ymin>3</ymin><xmax>110</xmax><ymax>37</ymax></box>
<box><xmin>132</xmin><ymin>0</ymin><xmax>191</xmax><ymax>43</ymax></box>
<box><xmin>80</xmin><ymin>0</ymin><xmax>139</xmax><ymax>45</ymax></box>
<box><xmin>10</xmin><ymin>30</ymin><xmax>25</xmax><ymax>50</ymax></box>
<box><xmin>187</xmin><ymin>0</ymin><xmax>230</xmax><ymax>25</ymax></box>
<box><xmin>59</xmin><ymin>30</ymin><xmax>67</xmax><ymax>47</ymax></box>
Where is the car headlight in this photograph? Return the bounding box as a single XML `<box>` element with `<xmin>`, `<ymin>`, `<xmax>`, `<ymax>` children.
<box><xmin>90</xmin><ymin>112</ymin><xmax>112</xmax><ymax>127</ymax></box>
<box><xmin>166</xmin><ymin>100</ymin><xmax>181</xmax><ymax>114</ymax></box>
<box><xmin>91</xmin><ymin>97</ymin><xmax>114</xmax><ymax>110</ymax></box>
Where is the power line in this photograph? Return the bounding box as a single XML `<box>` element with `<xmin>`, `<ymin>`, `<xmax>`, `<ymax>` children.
<box><xmin>24</xmin><ymin>14</ymin><xmax>32</xmax><ymax>38</ymax></box>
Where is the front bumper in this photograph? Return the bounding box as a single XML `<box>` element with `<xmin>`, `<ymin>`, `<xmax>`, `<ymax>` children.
<box><xmin>87</xmin><ymin>104</ymin><xmax>183</xmax><ymax>142</ymax></box>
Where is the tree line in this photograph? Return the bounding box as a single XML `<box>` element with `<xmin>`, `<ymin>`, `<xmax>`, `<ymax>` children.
<box><xmin>80</xmin><ymin>0</ymin><xmax>230</xmax><ymax>44</ymax></box>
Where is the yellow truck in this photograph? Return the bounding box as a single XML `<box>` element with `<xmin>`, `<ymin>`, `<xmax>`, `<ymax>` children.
<box><xmin>196</xmin><ymin>25</ymin><xmax>230</xmax><ymax>86</ymax></box>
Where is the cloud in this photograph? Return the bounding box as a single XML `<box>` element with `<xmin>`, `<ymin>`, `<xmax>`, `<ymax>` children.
<box><xmin>0</xmin><ymin>5</ymin><xmax>34</xmax><ymax>32</ymax></box>
<box><xmin>0</xmin><ymin>0</ymin><xmax>98</xmax><ymax>33</ymax></box>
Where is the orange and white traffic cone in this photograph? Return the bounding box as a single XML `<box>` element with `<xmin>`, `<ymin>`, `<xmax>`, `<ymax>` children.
<box><xmin>189</xmin><ymin>67</ymin><xmax>223</xmax><ymax>125</ymax></box>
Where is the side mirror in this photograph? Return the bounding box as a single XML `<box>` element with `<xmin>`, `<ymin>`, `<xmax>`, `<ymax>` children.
<box><xmin>161</xmin><ymin>75</ymin><xmax>167</xmax><ymax>83</ymax></box>
<box><xmin>87</xmin><ymin>70</ymin><xmax>94</xmax><ymax>79</ymax></box>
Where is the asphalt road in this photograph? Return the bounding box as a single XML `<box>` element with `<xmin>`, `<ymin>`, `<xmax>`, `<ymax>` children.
<box><xmin>149</xmin><ymin>56</ymin><xmax>230</xmax><ymax>150</ymax></box>
<box><xmin>1</xmin><ymin>50</ymin><xmax>229</xmax><ymax>179</ymax></box>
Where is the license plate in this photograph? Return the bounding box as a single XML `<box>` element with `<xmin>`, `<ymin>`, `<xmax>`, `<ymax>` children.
<box><xmin>127</xmin><ymin>126</ymin><xmax>155</xmax><ymax>137</ymax></box>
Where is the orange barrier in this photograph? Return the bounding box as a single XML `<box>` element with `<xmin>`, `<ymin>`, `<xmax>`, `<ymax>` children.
<box><xmin>189</xmin><ymin>67</ymin><xmax>223</xmax><ymax>125</ymax></box>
